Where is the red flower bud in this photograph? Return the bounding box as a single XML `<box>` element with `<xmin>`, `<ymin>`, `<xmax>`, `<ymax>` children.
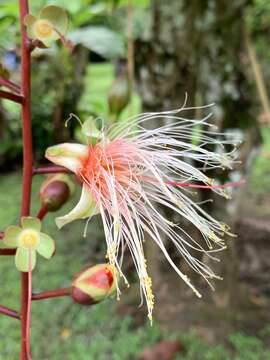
<box><xmin>39</xmin><ymin>174</ymin><xmax>74</xmax><ymax>211</ymax></box>
<box><xmin>71</xmin><ymin>264</ymin><xmax>117</xmax><ymax>306</ymax></box>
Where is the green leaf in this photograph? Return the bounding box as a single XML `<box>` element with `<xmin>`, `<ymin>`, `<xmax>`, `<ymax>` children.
<box><xmin>21</xmin><ymin>217</ymin><xmax>41</xmax><ymax>232</ymax></box>
<box><xmin>39</xmin><ymin>5</ymin><xmax>68</xmax><ymax>34</ymax></box>
<box><xmin>3</xmin><ymin>225</ymin><xmax>21</xmax><ymax>247</ymax></box>
<box><xmin>37</xmin><ymin>233</ymin><xmax>55</xmax><ymax>259</ymax></box>
<box><xmin>68</xmin><ymin>26</ymin><xmax>125</xmax><ymax>59</ymax></box>
<box><xmin>15</xmin><ymin>248</ymin><xmax>36</xmax><ymax>272</ymax></box>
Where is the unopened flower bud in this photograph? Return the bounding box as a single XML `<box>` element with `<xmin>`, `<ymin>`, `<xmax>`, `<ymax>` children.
<box><xmin>71</xmin><ymin>264</ymin><xmax>117</xmax><ymax>305</ymax></box>
<box><xmin>108</xmin><ymin>74</ymin><xmax>130</xmax><ymax>118</ymax></box>
<box><xmin>39</xmin><ymin>174</ymin><xmax>74</xmax><ymax>211</ymax></box>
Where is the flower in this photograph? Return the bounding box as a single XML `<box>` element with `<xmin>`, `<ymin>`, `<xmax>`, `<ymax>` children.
<box><xmin>71</xmin><ymin>263</ymin><xmax>117</xmax><ymax>305</ymax></box>
<box><xmin>45</xmin><ymin>104</ymin><xmax>240</xmax><ymax>321</ymax></box>
<box><xmin>24</xmin><ymin>6</ymin><xmax>68</xmax><ymax>48</ymax></box>
<box><xmin>3</xmin><ymin>217</ymin><xmax>55</xmax><ymax>272</ymax></box>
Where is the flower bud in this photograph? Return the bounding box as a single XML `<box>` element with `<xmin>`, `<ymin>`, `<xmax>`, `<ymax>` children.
<box><xmin>39</xmin><ymin>174</ymin><xmax>74</xmax><ymax>211</ymax></box>
<box><xmin>71</xmin><ymin>264</ymin><xmax>117</xmax><ymax>305</ymax></box>
<box><xmin>108</xmin><ymin>74</ymin><xmax>130</xmax><ymax>118</ymax></box>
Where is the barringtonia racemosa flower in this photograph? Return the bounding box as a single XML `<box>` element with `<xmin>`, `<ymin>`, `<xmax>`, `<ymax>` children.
<box><xmin>46</xmin><ymin>104</ymin><xmax>241</xmax><ymax>321</ymax></box>
<box><xmin>24</xmin><ymin>6</ymin><xmax>68</xmax><ymax>48</ymax></box>
<box><xmin>3</xmin><ymin>217</ymin><xmax>55</xmax><ymax>272</ymax></box>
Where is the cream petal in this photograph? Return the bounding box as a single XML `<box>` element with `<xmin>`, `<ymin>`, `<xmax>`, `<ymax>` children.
<box><xmin>55</xmin><ymin>184</ymin><xmax>98</xmax><ymax>229</ymax></box>
<box><xmin>45</xmin><ymin>143</ymin><xmax>88</xmax><ymax>174</ymax></box>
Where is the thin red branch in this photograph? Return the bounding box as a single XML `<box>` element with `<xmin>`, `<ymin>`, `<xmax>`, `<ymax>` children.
<box><xmin>0</xmin><ymin>305</ymin><xmax>20</xmax><ymax>320</ymax></box>
<box><xmin>19</xmin><ymin>0</ymin><xmax>32</xmax><ymax>358</ymax></box>
<box><xmin>0</xmin><ymin>90</ymin><xmax>23</xmax><ymax>103</ymax></box>
<box><xmin>0</xmin><ymin>77</ymin><xmax>21</xmax><ymax>93</ymax></box>
<box><xmin>36</xmin><ymin>206</ymin><xmax>48</xmax><ymax>220</ymax></box>
<box><xmin>0</xmin><ymin>248</ymin><xmax>16</xmax><ymax>255</ymax></box>
<box><xmin>32</xmin><ymin>288</ymin><xmax>71</xmax><ymax>300</ymax></box>
<box><xmin>33</xmin><ymin>166</ymin><xmax>71</xmax><ymax>175</ymax></box>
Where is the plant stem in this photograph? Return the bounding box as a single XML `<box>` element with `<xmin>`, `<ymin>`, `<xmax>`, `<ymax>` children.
<box><xmin>0</xmin><ymin>77</ymin><xmax>21</xmax><ymax>93</ymax></box>
<box><xmin>0</xmin><ymin>305</ymin><xmax>20</xmax><ymax>320</ymax></box>
<box><xmin>0</xmin><ymin>90</ymin><xmax>23</xmax><ymax>103</ymax></box>
<box><xmin>33</xmin><ymin>166</ymin><xmax>71</xmax><ymax>175</ymax></box>
<box><xmin>37</xmin><ymin>206</ymin><xmax>48</xmax><ymax>220</ymax></box>
<box><xmin>32</xmin><ymin>288</ymin><xmax>71</xmax><ymax>300</ymax></box>
<box><xmin>0</xmin><ymin>248</ymin><xmax>16</xmax><ymax>255</ymax></box>
<box><xmin>19</xmin><ymin>0</ymin><xmax>32</xmax><ymax>359</ymax></box>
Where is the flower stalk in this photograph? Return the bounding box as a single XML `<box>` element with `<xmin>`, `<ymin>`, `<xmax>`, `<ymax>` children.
<box><xmin>0</xmin><ymin>248</ymin><xmax>16</xmax><ymax>255</ymax></box>
<box><xmin>0</xmin><ymin>89</ymin><xmax>24</xmax><ymax>103</ymax></box>
<box><xmin>32</xmin><ymin>288</ymin><xmax>70</xmax><ymax>300</ymax></box>
<box><xmin>0</xmin><ymin>305</ymin><xmax>20</xmax><ymax>320</ymax></box>
<box><xmin>19</xmin><ymin>0</ymin><xmax>33</xmax><ymax>358</ymax></box>
<box><xmin>0</xmin><ymin>77</ymin><xmax>21</xmax><ymax>93</ymax></box>
<box><xmin>36</xmin><ymin>206</ymin><xmax>48</xmax><ymax>220</ymax></box>
<box><xmin>33</xmin><ymin>166</ymin><xmax>71</xmax><ymax>175</ymax></box>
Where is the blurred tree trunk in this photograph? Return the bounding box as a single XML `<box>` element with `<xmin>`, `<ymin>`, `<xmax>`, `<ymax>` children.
<box><xmin>135</xmin><ymin>0</ymin><xmax>261</xmax><ymax>312</ymax></box>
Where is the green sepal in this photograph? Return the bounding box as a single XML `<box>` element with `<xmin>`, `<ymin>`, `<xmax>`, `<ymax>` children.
<box><xmin>3</xmin><ymin>226</ymin><xmax>21</xmax><ymax>247</ymax></box>
<box><xmin>21</xmin><ymin>217</ymin><xmax>41</xmax><ymax>232</ymax></box>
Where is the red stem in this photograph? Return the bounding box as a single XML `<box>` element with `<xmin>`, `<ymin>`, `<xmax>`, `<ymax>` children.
<box><xmin>32</xmin><ymin>288</ymin><xmax>71</xmax><ymax>300</ymax></box>
<box><xmin>37</xmin><ymin>206</ymin><xmax>48</xmax><ymax>220</ymax></box>
<box><xmin>0</xmin><ymin>89</ymin><xmax>23</xmax><ymax>103</ymax></box>
<box><xmin>19</xmin><ymin>0</ymin><xmax>32</xmax><ymax>358</ymax></box>
<box><xmin>0</xmin><ymin>305</ymin><xmax>20</xmax><ymax>320</ymax></box>
<box><xmin>0</xmin><ymin>232</ymin><xmax>4</xmax><ymax>239</ymax></box>
<box><xmin>0</xmin><ymin>248</ymin><xmax>16</xmax><ymax>255</ymax></box>
<box><xmin>33</xmin><ymin>166</ymin><xmax>71</xmax><ymax>175</ymax></box>
<box><xmin>0</xmin><ymin>77</ymin><xmax>21</xmax><ymax>93</ymax></box>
